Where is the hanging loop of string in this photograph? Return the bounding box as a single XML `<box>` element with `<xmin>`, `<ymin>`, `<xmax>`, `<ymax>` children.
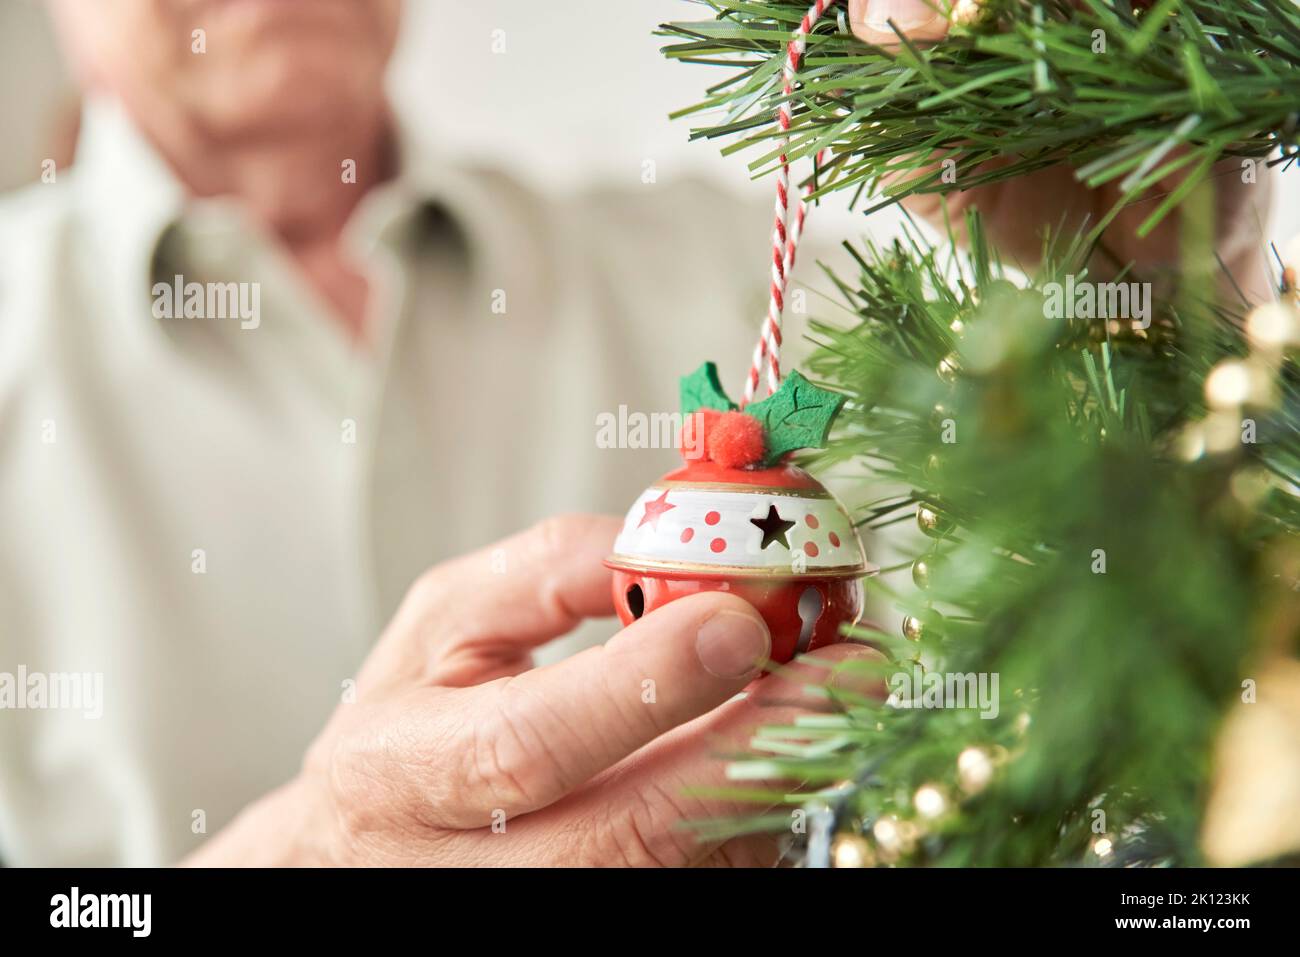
<box><xmin>740</xmin><ymin>0</ymin><xmax>840</xmax><ymax>407</ymax></box>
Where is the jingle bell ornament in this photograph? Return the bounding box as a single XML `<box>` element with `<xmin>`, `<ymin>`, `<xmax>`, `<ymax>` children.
<box><xmin>609</xmin><ymin>2</ymin><xmax>873</xmax><ymax>663</ymax></box>
<box><xmin>606</xmin><ymin>363</ymin><xmax>871</xmax><ymax>664</ymax></box>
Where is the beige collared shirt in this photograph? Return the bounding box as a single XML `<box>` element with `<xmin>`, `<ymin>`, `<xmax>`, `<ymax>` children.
<box><xmin>0</xmin><ymin>98</ymin><xmax>828</xmax><ymax>865</ymax></box>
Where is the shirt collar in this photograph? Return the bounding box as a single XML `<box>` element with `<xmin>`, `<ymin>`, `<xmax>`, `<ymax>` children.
<box><xmin>74</xmin><ymin>97</ymin><xmax>188</xmax><ymax>325</ymax></box>
<box><xmin>366</xmin><ymin>117</ymin><xmax>545</xmax><ymax>299</ymax></box>
<box><xmin>72</xmin><ymin>95</ymin><xmax>542</xmax><ymax>321</ymax></box>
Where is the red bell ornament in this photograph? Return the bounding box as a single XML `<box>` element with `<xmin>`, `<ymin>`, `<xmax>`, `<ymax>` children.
<box><xmin>606</xmin><ymin>362</ymin><xmax>872</xmax><ymax>664</ymax></box>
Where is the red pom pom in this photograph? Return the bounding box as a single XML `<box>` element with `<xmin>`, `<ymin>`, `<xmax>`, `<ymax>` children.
<box><xmin>708</xmin><ymin>411</ymin><xmax>766</xmax><ymax>469</ymax></box>
<box><xmin>679</xmin><ymin>409</ymin><xmax>720</xmax><ymax>463</ymax></box>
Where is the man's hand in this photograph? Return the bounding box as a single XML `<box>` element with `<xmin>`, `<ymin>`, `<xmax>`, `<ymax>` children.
<box><xmin>187</xmin><ymin>515</ymin><xmax>879</xmax><ymax>867</ymax></box>
<box><xmin>847</xmin><ymin>0</ymin><xmax>1274</xmax><ymax>300</ymax></box>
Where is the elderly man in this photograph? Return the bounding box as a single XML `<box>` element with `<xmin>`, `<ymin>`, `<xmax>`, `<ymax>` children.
<box><xmin>0</xmin><ymin>0</ymin><xmax>874</xmax><ymax>867</ymax></box>
<box><xmin>0</xmin><ymin>0</ymin><xmax>1269</xmax><ymax>867</ymax></box>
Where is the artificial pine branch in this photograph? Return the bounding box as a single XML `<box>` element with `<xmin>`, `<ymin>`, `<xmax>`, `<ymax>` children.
<box><xmin>687</xmin><ymin>212</ymin><xmax>1298</xmax><ymax>865</ymax></box>
<box><xmin>662</xmin><ymin>0</ymin><xmax>1299</xmax><ymax>867</ymax></box>
<box><xmin>661</xmin><ymin>0</ymin><xmax>1300</xmax><ymax>235</ymax></box>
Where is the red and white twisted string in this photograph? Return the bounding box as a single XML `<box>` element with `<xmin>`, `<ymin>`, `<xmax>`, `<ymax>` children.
<box><xmin>741</xmin><ymin>0</ymin><xmax>839</xmax><ymax>406</ymax></box>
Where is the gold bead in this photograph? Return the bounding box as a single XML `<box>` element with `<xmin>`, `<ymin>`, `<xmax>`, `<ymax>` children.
<box><xmin>1202</xmin><ymin>657</ymin><xmax>1300</xmax><ymax>866</ymax></box>
<box><xmin>914</xmin><ymin>784</ymin><xmax>948</xmax><ymax>820</ymax></box>
<box><xmin>916</xmin><ymin>504</ymin><xmax>947</xmax><ymax>537</ymax></box>
<box><xmin>1092</xmin><ymin>836</ymin><xmax>1114</xmax><ymax>859</ymax></box>
<box><xmin>937</xmin><ymin>353</ymin><xmax>960</xmax><ymax>384</ymax></box>
<box><xmin>872</xmin><ymin>816</ymin><xmax>900</xmax><ymax>850</ymax></box>
<box><xmin>901</xmin><ymin>615</ymin><xmax>925</xmax><ymax>642</ymax></box>
<box><xmin>1205</xmin><ymin>358</ymin><xmax>1273</xmax><ymax>410</ymax></box>
<box><xmin>950</xmin><ymin>0</ymin><xmax>994</xmax><ymax>28</ymax></box>
<box><xmin>911</xmin><ymin>558</ymin><xmax>933</xmax><ymax>590</ymax></box>
<box><xmin>871</xmin><ymin>815</ymin><xmax>914</xmax><ymax>861</ymax></box>
<box><xmin>957</xmin><ymin>746</ymin><xmax>994</xmax><ymax>794</ymax></box>
<box><xmin>1245</xmin><ymin>303</ymin><xmax>1299</xmax><ymax>351</ymax></box>
<box><xmin>831</xmin><ymin>833</ymin><xmax>875</xmax><ymax>869</ymax></box>
<box><xmin>1204</xmin><ymin>359</ymin><xmax>1250</xmax><ymax>408</ymax></box>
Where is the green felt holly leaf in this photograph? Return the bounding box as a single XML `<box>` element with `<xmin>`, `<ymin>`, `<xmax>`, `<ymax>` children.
<box><xmin>679</xmin><ymin>361</ymin><xmax>737</xmax><ymax>415</ymax></box>
<box><xmin>745</xmin><ymin>370</ymin><xmax>846</xmax><ymax>467</ymax></box>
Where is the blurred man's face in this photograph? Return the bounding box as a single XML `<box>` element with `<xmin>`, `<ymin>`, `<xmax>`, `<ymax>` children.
<box><xmin>50</xmin><ymin>0</ymin><xmax>402</xmax><ymax>137</ymax></box>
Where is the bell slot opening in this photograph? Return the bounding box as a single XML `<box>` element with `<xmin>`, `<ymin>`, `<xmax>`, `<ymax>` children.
<box><xmin>626</xmin><ymin>582</ymin><xmax>646</xmax><ymax>620</ymax></box>
<box><xmin>796</xmin><ymin>586</ymin><xmax>825</xmax><ymax>655</ymax></box>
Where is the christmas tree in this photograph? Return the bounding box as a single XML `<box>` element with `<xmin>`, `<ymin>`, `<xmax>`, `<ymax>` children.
<box><xmin>661</xmin><ymin>0</ymin><xmax>1300</xmax><ymax>867</ymax></box>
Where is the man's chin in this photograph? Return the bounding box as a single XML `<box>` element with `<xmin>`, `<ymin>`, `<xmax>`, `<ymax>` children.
<box><xmin>194</xmin><ymin>70</ymin><xmax>383</xmax><ymax>141</ymax></box>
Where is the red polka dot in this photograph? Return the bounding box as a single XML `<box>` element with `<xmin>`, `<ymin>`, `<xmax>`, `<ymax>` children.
<box><xmin>828</xmin><ymin>532</ymin><xmax>841</xmax><ymax>548</ymax></box>
<box><xmin>804</xmin><ymin>542</ymin><xmax>819</xmax><ymax>557</ymax></box>
<box><xmin>710</xmin><ymin>537</ymin><xmax>727</xmax><ymax>553</ymax></box>
<box><xmin>705</xmin><ymin>511</ymin><xmax>721</xmax><ymax>526</ymax></box>
<box><xmin>680</xmin><ymin>528</ymin><xmax>694</xmax><ymax>543</ymax></box>
<box><xmin>805</xmin><ymin>514</ymin><xmax>820</xmax><ymax>529</ymax></box>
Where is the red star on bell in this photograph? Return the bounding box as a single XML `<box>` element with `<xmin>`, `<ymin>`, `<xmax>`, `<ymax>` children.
<box><xmin>637</xmin><ymin>489</ymin><xmax>675</xmax><ymax>529</ymax></box>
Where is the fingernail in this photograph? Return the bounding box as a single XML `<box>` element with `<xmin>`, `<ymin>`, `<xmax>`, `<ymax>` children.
<box><xmin>866</xmin><ymin>0</ymin><xmax>940</xmax><ymax>31</ymax></box>
<box><xmin>697</xmin><ymin>611</ymin><xmax>771</xmax><ymax>679</ymax></box>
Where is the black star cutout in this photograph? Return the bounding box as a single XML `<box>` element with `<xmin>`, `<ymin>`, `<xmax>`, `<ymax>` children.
<box><xmin>750</xmin><ymin>504</ymin><xmax>796</xmax><ymax>550</ymax></box>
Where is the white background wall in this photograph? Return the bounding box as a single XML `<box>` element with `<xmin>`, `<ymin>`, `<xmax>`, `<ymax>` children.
<box><xmin>391</xmin><ymin>0</ymin><xmax>759</xmax><ymax>192</ymax></box>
